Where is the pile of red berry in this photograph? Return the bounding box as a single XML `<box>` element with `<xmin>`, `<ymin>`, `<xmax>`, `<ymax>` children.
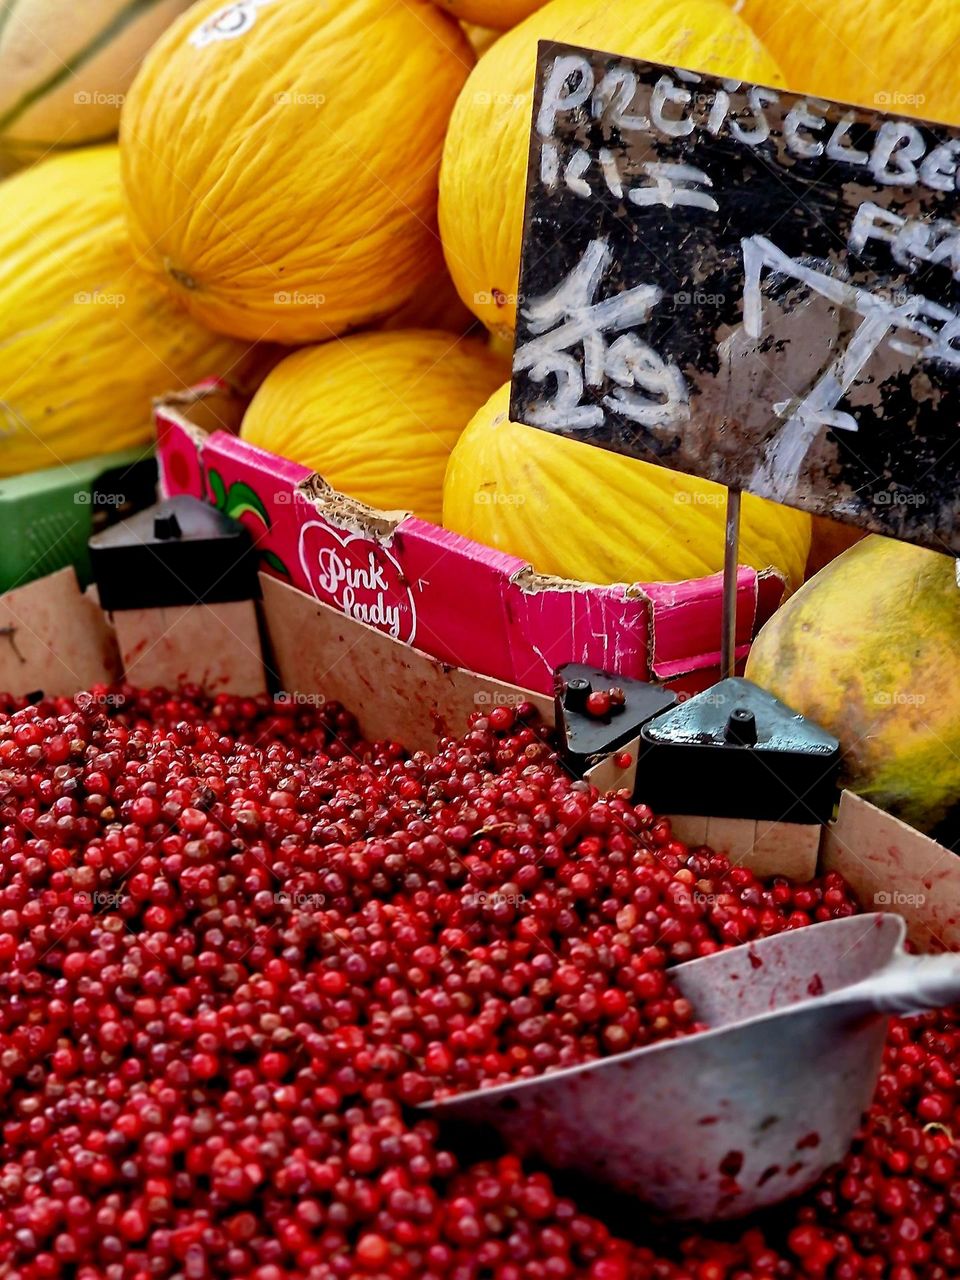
<box><xmin>0</xmin><ymin>686</ymin><xmax>953</xmax><ymax>1279</ymax></box>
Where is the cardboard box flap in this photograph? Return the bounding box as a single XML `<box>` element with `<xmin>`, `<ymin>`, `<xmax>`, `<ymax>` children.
<box><xmin>155</xmin><ymin>387</ymin><xmax>794</xmax><ymax>697</ymax></box>
<box><xmin>822</xmin><ymin>791</ymin><xmax>960</xmax><ymax>952</ymax></box>
<box><xmin>647</xmin><ymin>568</ymin><xmax>782</xmax><ymax>682</ymax></box>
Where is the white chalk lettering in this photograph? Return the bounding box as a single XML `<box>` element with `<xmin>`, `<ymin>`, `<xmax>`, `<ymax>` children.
<box><xmin>591</xmin><ymin>67</ymin><xmax>649</xmax><ymax>132</ymax></box>
<box><xmin>540</xmin><ymin>141</ymin><xmax>560</xmax><ymax>190</ymax></box>
<box><xmin>825</xmin><ymin>114</ymin><xmax>869</xmax><ymax>166</ymax></box>
<box><xmin>538</xmin><ymin>55</ymin><xmax>594</xmax><ymax>136</ymax></box>
<box><xmin>564</xmin><ymin>148</ymin><xmax>592</xmax><ymax>197</ymax></box>
<box><xmin>650</xmin><ymin>75</ymin><xmax>695</xmax><ymax>138</ymax></box>
<box><xmin>743</xmin><ymin>234</ymin><xmax>960</xmax><ymax>500</ymax></box>
<box><xmin>629</xmin><ymin>162</ymin><xmax>718</xmax><ymax>212</ymax></box>
<box><xmin>603</xmin><ymin>335</ymin><xmax>691</xmax><ymax>426</ymax></box>
<box><xmin>870</xmin><ymin>120</ymin><xmax>926</xmax><ymax>185</ymax></box>
<box><xmin>784</xmin><ymin>99</ymin><xmax>827</xmax><ymax>159</ymax></box>
<box><xmin>707</xmin><ymin>88</ymin><xmax>731</xmax><ymax>136</ymax></box>
<box><xmin>848</xmin><ymin>202</ymin><xmax>906</xmax><ymax>256</ymax></box>
<box><xmin>536</xmin><ymin>54</ymin><xmax>960</xmax><ymax>196</ymax></box>
<box><xmin>514</xmin><ymin>238</ymin><xmax>689</xmax><ymax>432</ymax></box>
<box><xmin>900</xmin><ymin>218</ymin><xmax>960</xmax><ymax>279</ymax></box>
<box><xmin>920</xmin><ymin>139</ymin><xmax>960</xmax><ymax>192</ymax></box>
<box><xmin>850</xmin><ymin>202</ymin><xmax>960</xmax><ymax>281</ymax></box>
<box><xmin>728</xmin><ymin>85</ymin><xmax>777</xmax><ymax>146</ymax></box>
<box><xmin>599</xmin><ymin>148</ymin><xmax>624</xmax><ymax>198</ymax></box>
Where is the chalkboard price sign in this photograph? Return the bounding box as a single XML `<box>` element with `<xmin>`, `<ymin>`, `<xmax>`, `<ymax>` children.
<box><xmin>510</xmin><ymin>42</ymin><xmax>960</xmax><ymax>554</ymax></box>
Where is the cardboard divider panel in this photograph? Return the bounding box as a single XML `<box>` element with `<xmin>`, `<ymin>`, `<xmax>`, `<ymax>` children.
<box><xmin>0</xmin><ymin>568</ymin><xmax>120</xmax><ymax>696</ymax></box>
<box><xmin>259</xmin><ymin>574</ymin><xmax>553</xmax><ymax>752</ymax></box>
<box><xmin>822</xmin><ymin>791</ymin><xmax>960</xmax><ymax>952</ymax></box>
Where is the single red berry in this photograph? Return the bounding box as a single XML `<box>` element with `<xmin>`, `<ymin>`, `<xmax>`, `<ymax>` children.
<box><xmin>585</xmin><ymin>691</ymin><xmax>612</xmax><ymax>718</ymax></box>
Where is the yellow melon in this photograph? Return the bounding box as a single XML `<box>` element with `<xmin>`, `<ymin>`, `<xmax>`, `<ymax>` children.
<box><xmin>0</xmin><ymin>0</ymin><xmax>194</xmax><ymax>172</ymax></box>
<box><xmin>240</xmin><ymin>331</ymin><xmax>508</xmax><ymax>524</ymax></box>
<box><xmin>439</xmin><ymin>0</ymin><xmax>783</xmax><ymax>338</ymax></box>
<box><xmin>436</xmin><ymin>1</ymin><xmax>548</xmax><ymax>30</ymax></box>
<box><xmin>728</xmin><ymin>0</ymin><xmax>960</xmax><ymax>125</ymax></box>
<box><xmin>0</xmin><ymin>146</ymin><xmax>250</xmax><ymax>478</ymax></box>
<box><xmin>746</xmin><ymin>536</ymin><xmax>960</xmax><ymax>832</ymax></box>
<box><xmin>119</xmin><ymin>0</ymin><xmax>474</xmax><ymax>344</ymax></box>
<box><xmin>443</xmin><ymin>384</ymin><xmax>811</xmax><ymax>589</ymax></box>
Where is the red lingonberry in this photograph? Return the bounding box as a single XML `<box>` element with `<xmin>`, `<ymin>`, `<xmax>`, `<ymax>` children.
<box><xmin>585</xmin><ymin>691</ymin><xmax>612</xmax><ymax>719</ymax></box>
<box><xmin>0</xmin><ymin>682</ymin><xmax>932</xmax><ymax>1280</ymax></box>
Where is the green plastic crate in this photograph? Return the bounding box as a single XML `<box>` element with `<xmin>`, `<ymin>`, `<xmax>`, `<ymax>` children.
<box><xmin>0</xmin><ymin>447</ymin><xmax>157</xmax><ymax>595</ymax></box>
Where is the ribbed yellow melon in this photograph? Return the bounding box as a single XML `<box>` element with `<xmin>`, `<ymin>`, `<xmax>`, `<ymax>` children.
<box><xmin>0</xmin><ymin>0</ymin><xmax>194</xmax><ymax>171</ymax></box>
<box><xmin>240</xmin><ymin>332</ymin><xmax>508</xmax><ymax>524</ymax></box>
<box><xmin>0</xmin><ymin>146</ymin><xmax>249</xmax><ymax>478</ymax></box>
<box><xmin>443</xmin><ymin>384</ymin><xmax>811</xmax><ymax>589</ymax></box>
<box><xmin>439</xmin><ymin>0</ymin><xmax>783</xmax><ymax>338</ymax></box>
<box><xmin>728</xmin><ymin>0</ymin><xmax>960</xmax><ymax>125</ymax></box>
<box><xmin>435</xmin><ymin>1</ymin><xmax>547</xmax><ymax>30</ymax></box>
<box><xmin>120</xmin><ymin>0</ymin><xmax>473</xmax><ymax>344</ymax></box>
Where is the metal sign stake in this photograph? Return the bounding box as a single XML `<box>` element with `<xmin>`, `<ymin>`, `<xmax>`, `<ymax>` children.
<box><xmin>721</xmin><ymin>486</ymin><xmax>742</xmax><ymax>681</ymax></box>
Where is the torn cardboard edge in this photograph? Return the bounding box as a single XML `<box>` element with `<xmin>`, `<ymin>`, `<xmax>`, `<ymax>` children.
<box><xmin>297</xmin><ymin>475</ymin><xmax>411</xmax><ymax>541</ymax></box>
<box><xmin>154</xmin><ymin>384</ymin><xmax>783</xmax><ymax>695</ymax></box>
<box><xmin>512</xmin><ymin>565</ymin><xmax>652</xmax><ymax>601</ymax></box>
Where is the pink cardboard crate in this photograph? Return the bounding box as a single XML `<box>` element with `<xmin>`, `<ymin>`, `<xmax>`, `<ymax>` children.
<box><xmin>154</xmin><ymin>382</ymin><xmax>786</xmax><ymax>697</ymax></box>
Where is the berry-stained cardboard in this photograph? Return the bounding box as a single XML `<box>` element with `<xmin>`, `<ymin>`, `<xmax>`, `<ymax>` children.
<box><xmin>154</xmin><ymin>381</ymin><xmax>786</xmax><ymax>698</ymax></box>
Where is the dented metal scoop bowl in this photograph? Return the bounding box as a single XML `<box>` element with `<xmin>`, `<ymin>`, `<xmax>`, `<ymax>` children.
<box><xmin>424</xmin><ymin>914</ymin><xmax>960</xmax><ymax>1222</ymax></box>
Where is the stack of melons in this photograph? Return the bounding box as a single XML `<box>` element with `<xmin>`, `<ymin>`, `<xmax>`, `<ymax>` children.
<box><xmin>18</xmin><ymin>0</ymin><xmax>955</xmax><ymax>584</ymax></box>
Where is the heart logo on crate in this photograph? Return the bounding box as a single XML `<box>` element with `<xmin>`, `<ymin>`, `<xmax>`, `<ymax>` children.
<box><xmin>297</xmin><ymin>521</ymin><xmax>417</xmax><ymax>644</ymax></box>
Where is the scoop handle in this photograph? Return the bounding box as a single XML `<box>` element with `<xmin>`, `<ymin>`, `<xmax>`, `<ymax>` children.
<box><xmin>829</xmin><ymin>952</ymin><xmax>960</xmax><ymax>1017</ymax></box>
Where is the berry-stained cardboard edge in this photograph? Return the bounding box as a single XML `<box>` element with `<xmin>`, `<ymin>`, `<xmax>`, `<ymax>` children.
<box><xmin>822</xmin><ymin>792</ymin><xmax>960</xmax><ymax>954</ymax></box>
<box><xmin>154</xmin><ymin>382</ymin><xmax>786</xmax><ymax>696</ymax></box>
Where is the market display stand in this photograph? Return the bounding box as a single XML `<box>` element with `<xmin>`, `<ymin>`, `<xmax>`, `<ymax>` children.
<box><xmin>0</xmin><ymin>559</ymin><xmax>955</xmax><ymax>954</ymax></box>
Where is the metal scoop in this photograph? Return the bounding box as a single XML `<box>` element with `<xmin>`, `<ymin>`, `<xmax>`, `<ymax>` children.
<box><xmin>425</xmin><ymin>914</ymin><xmax>960</xmax><ymax>1222</ymax></box>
